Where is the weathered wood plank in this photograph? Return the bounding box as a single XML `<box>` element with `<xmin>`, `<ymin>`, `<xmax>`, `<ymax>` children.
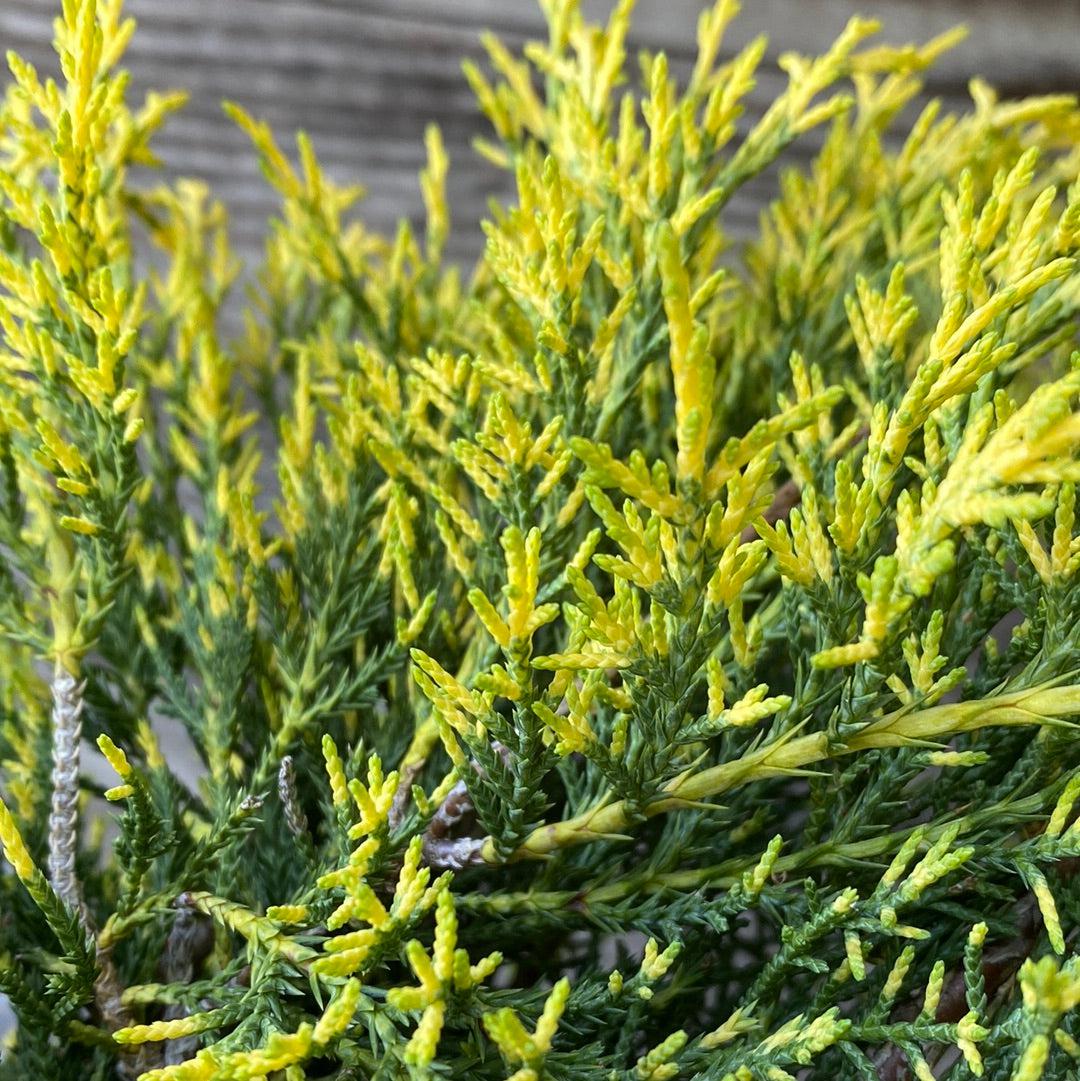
<box><xmin>3</xmin><ymin>0</ymin><xmax>1079</xmax><ymax>270</ymax></box>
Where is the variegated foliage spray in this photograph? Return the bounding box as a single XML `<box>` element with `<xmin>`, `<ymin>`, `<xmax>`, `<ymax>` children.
<box><xmin>2</xmin><ymin>0</ymin><xmax>1080</xmax><ymax>1078</ymax></box>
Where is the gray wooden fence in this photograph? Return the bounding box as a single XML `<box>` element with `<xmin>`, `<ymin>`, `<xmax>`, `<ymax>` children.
<box><xmin>3</xmin><ymin>0</ymin><xmax>1079</xmax><ymax>268</ymax></box>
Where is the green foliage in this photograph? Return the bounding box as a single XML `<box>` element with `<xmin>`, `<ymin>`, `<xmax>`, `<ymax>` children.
<box><xmin>2</xmin><ymin>0</ymin><xmax>1080</xmax><ymax>1077</ymax></box>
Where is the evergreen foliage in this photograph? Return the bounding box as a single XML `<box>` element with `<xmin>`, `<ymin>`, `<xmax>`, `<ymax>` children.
<box><xmin>3</xmin><ymin>0</ymin><xmax>1080</xmax><ymax>1077</ymax></box>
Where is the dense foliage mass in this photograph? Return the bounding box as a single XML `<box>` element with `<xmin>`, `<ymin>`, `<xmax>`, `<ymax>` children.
<box><xmin>2</xmin><ymin>0</ymin><xmax>1080</xmax><ymax>1077</ymax></box>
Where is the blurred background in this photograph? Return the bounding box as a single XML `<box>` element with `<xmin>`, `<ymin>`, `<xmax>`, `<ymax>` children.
<box><xmin>3</xmin><ymin>0</ymin><xmax>1079</xmax><ymax>271</ymax></box>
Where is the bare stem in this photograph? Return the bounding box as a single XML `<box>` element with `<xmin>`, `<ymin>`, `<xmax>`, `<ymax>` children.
<box><xmin>278</xmin><ymin>756</ymin><xmax>310</xmax><ymax>840</ymax></box>
<box><xmin>422</xmin><ymin>781</ymin><xmax>485</xmax><ymax>870</ymax></box>
<box><xmin>48</xmin><ymin>661</ymin><xmax>85</xmax><ymax>915</ymax></box>
<box><xmin>47</xmin><ymin>660</ymin><xmax>137</xmax><ymax>1054</ymax></box>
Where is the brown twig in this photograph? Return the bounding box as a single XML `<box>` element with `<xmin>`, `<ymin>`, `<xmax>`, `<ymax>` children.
<box><xmin>277</xmin><ymin>756</ymin><xmax>309</xmax><ymax>840</ymax></box>
<box><xmin>157</xmin><ymin>895</ymin><xmax>217</xmax><ymax>1067</ymax></box>
<box><xmin>738</xmin><ymin>425</ymin><xmax>870</xmax><ymax>544</ymax></box>
<box><xmin>740</xmin><ymin>476</ymin><xmax>803</xmax><ymax>544</ymax></box>
<box><xmin>422</xmin><ymin>780</ymin><xmax>485</xmax><ymax>869</ymax></box>
<box><xmin>388</xmin><ymin>761</ymin><xmax>423</xmax><ymax>833</ymax></box>
<box><xmin>420</xmin><ymin>743</ymin><xmax>513</xmax><ymax>870</ymax></box>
